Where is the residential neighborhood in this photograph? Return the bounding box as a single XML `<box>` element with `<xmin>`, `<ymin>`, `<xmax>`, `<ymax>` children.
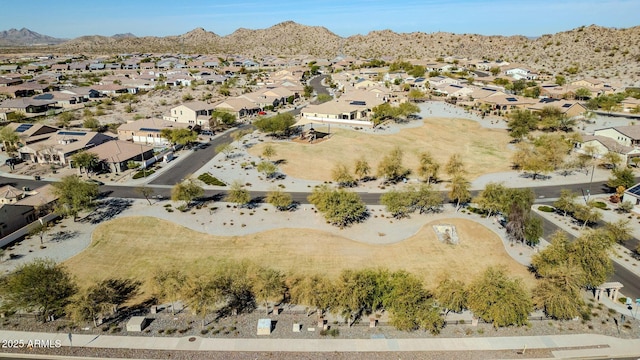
<box><xmin>1</xmin><ymin>10</ymin><xmax>640</xmax><ymax>360</ymax></box>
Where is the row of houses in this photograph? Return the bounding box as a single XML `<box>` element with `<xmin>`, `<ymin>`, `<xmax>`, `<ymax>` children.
<box><xmin>4</xmin><ymin>123</ymin><xmax>155</xmax><ymax>173</ymax></box>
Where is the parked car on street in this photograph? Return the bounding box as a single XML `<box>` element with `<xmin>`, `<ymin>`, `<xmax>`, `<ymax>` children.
<box><xmin>4</xmin><ymin>157</ymin><xmax>23</xmax><ymax>166</ymax></box>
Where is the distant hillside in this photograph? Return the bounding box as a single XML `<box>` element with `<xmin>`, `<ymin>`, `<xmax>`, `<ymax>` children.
<box><xmin>1</xmin><ymin>22</ymin><xmax>640</xmax><ymax>80</ymax></box>
<box><xmin>0</xmin><ymin>28</ymin><xmax>66</xmax><ymax>46</ymax></box>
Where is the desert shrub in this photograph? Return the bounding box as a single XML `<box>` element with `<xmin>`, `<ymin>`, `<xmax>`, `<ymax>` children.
<box><xmin>132</xmin><ymin>169</ymin><xmax>155</xmax><ymax>179</ymax></box>
<box><xmin>197</xmin><ymin>173</ymin><xmax>226</xmax><ymax>186</ymax></box>
<box><xmin>538</xmin><ymin>205</ymin><xmax>554</xmax><ymax>212</ymax></box>
<box><xmin>592</xmin><ymin>201</ymin><xmax>607</xmax><ymax>209</ymax></box>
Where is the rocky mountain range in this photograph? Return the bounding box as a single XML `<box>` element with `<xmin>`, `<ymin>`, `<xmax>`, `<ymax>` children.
<box><xmin>0</xmin><ymin>28</ymin><xmax>67</xmax><ymax>46</ymax></box>
<box><xmin>1</xmin><ymin>22</ymin><xmax>640</xmax><ymax>80</ymax></box>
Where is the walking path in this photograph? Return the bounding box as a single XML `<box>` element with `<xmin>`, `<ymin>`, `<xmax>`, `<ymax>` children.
<box><xmin>0</xmin><ymin>330</ymin><xmax>639</xmax><ymax>358</ymax></box>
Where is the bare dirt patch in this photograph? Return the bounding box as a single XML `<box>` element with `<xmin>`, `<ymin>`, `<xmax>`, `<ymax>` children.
<box><xmin>63</xmin><ymin>216</ymin><xmax>534</xmax><ymax>296</ymax></box>
<box><xmin>248</xmin><ymin>117</ymin><xmax>512</xmax><ymax>182</ymax></box>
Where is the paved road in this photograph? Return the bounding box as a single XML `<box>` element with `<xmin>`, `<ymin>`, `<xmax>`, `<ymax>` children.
<box><xmin>148</xmin><ymin>124</ymin><xmax>252</xmax><ymax>186</ymax></box>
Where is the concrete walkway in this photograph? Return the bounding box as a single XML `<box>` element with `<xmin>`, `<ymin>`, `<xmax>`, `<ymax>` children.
<box><xmin>0</xmin><ymin>330</ymin><xmax>638</xmax><ymax>358</ymax></box>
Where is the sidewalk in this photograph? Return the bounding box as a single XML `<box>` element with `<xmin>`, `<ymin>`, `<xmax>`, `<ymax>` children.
<box><xmin>0</xmin><ymin>330</ymin><xmax>638</xmax><ymax>358</ymax></box>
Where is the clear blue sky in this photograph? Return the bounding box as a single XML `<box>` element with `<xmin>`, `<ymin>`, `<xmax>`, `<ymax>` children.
<box><xmin>5</xmin><ymin>0</ymin><xmax>639</xmax><ymax>38</ymax></box>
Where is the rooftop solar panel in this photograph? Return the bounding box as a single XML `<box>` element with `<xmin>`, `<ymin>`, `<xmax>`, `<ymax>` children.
<box><xmin>450</xmin><ymin>84</ymin><xmax>462</xmax><ymax>88</ymax></box>
<box><xmin>627</xmin><ymin>184</ymin><xmax>640</xmax><ymax>196</ymax></box>
<box><xmin>562</xmin><ymin>103</ymin><xmax>572</xmax><ymax>108</ymax></box>
<box><xmin>506</xmin><ymin>97</ymin><xmax>518</xmax><ymax>102</ymax></box>
<box><xmin>350</xmin><ymin>101</ymin><xmax>366</xmax><ymax>106</ymax></box>
<box><xmin>58</xmin><ymin>131</ymin><xmax>86</xmax><ymax>136</ymax></box>
<box><xmin>15</xmin><ymin>124</ymin><xmax>33</xmax><ymax>133</ymax></box>
<box><xmin>140</xmin><ymin>128</ymin><xmax>161</xmax><ymax>132</ymax></box>
<box><xmin>481</xmin><ymin>87</ymin><xmax>497</xmax><ymax>92</ymax></box>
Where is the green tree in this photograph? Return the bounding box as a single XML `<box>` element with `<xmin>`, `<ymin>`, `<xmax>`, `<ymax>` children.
<box><xmin>489</xmin><ymin>67</ymin><xmax>501</xmax><ymax>76</ymax></box>
<box><xmin>524</xmin><ymin>215</ymin><xmax>543</xmax><ymax>246</ymax></box>
<box><xmin>447</xmin><ymin>174</ymin><xmax>471</xmax><ymax>210</ymax></box>
<box><xmin>467</xmin><ymin>267</ymin><xmax>532</xmax><ymax>328</ymax></box>
<box><xmin>303</xmin><ymin>85</ymin><xmax>314</xmax><ymax>98</ymax></box>
<box><xmin>380</xmin><ymin>189</ymin><xmax>415</xmax><ymax>218</ymax></box>
<box><xmin>603</xmin><ymin>219</ymin><xmax>633</xmax><ymax>244</ymax></box>
<box><xmin>253</xmin><ymin>113</ymin><xmax>296</xmax><ymax>135</ymax></box>
<box><xmin>473</xmin><ymin>182</ymin><xmax>508</xmax><ymax>217</ymax></box>
<box><xmin>571</xmin><ymin>229</ymin><xmax>615</xmax><ymax>288</ymax></box>
<box><xmin>601</xmin><ymin>151</ymin><xmax>623</xmax><ymax>169</ymax></box>
<box><xmin>383</xmin><ymin>270</ymin><xmax>443</xmax><ymax>333</ymax></box>
<box><xmin>575</xmin><ymin>87</ymin><xmax>591</xmax><ymax>100</ymax></box>
<box><xmin>52</xmin><ymin>176</ymin><xmax>99</xmax><ymax>221</ymax></box>
<box><xmin>573</xmin><ymin>202</ymin><xmax>603</xmax><ymax>228</ymax></box>
<box><xmin>289</xmin><ymin>275</ymin><xmax>335</xmax><ymax>317</ymax></box>
<box><xmin>56</xmin><ymin>111</ymin><xmax>76</xmax><ymax>129</ymax></box>
<box><xmin>257</xmin><ymin>161</ymin><xmax>278</xmax><ymax>179</ymax></box>
<box><xmin>171</xmin><ymin>179</ymin><xmax>204</xmax><ymax>207</ymax></box>
<box><xmin>411</xmin><ymin>184</ymin><xmax>443</xmax><ymax>214</ymax></box>
<box><xmin>266</xmin><ymin>189</ymin><xmax>293</xmax><ymax>211</ymax></box>
<box><xmin>68</xmin><ymin>278</ymin><xmax>140</xmax><ymax>327</ymax></box>
<box><xmin>507</xmin><ymin>109</ymin><xmax>537</xmax><ymax>141</ymax></box>
<box><xmin>512</xmin><ymin>142</ymin><xmax>554</xmax><ymax>180</ymax></box>
<box><xmin>0</xmin><ymin>259</ymin><xmax>77</xmax><ymax>322</ymax></box>
<box><xmin>182</xmin><ymin>276</ymin><xmax>219</xmax><ymax>328</ymax></box>
<box><xmin>226</xmin><ymin>180</ymin><xmax>251</xmax><ymax>207</ymax></box>
<box><xmin>445</xmin><ymin>153</ymin><xmax>466</xmax><ymax>178</ymax></box>
<box><xmin>215</xmin><ymin>143</ymin><xmax>234</xmax><ymax>159</ymax></box>
<box><xmin>331</xmin><ymin>163</ymin><xmax>356</xmax><ymax>187</ymax></box>
<box><xmin>553</xmin><ymin>189</ymin><xmax>579</xmax><ymax>216</ymax></box>
<box><xmin>253</xmin><ymin>268</ymin><xmax>285</xmax><ymax>315</ymax></box>
<box><xmin>416</xmin><ymin>151</ymin><xmax>440</xmax><ymax>183</ymax></box>
<box><xmin>0</xmin><ymin>126</ymin><xmax>20</xmax><ymax>154</ymax></box>
<box><xmin>135</xmin><ymin>186</ymin><xmax>155</xmax><ymax>205</ymax></box>
<box><xmin>555</xmin><ymin>75</ymin><xmax>566</xmax><ymax>86</ymax></box>
<box><xmin>261</xmin><ymin>144</ymin><xmax>276</xmax><ymax>161</ymax></box>
<box><xmin>209</xmin><ymin>110</ymin><xmax>237</xmax><ymax>129</ymax></box>
<box><xmin>307</xmin><ymin>185</ymin><xmax>367</xmax><ymax>228</ymax></box>
<box><xmin>607</xmin><ymin>167</ymin><xmax>635</xmax><ymax>189</ymax></box>
<box><xmin>153</xmin><ymin>268</ymin><xmax>186</xmax><ymax>315</ymax></box>
<box><xmin>354</xmin><ymin>157</ymin><xmax>371</xmax><ymax>180</ymax></box>
<box><xmin>408</xmin><ymin>89</ymin><xmax>425</xmax><ymax>102</ymax></box>
<box><xmin>71</xmin><ymin>151</ymin><xmax>99</xmax><ymax>175</ymax></box>
<box><xmin>377</xmin><ymin>147</ymin><xmax>408</xmax><ymax>183</ymax></box>
<box><xmin>83</xmin><ymin>117</ymin><xmax>101</xmax><ymax>131</ymax></box>
<box><xmin>435</xmin><ymin>278</ymin><xmax>467</xmax><ymax>316</ymax></box>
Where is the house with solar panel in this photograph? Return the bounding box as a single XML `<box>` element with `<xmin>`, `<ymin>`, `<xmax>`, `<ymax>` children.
<box><xmin>17</xmin><ymin>130</ymin><xmax>113</xmax><ymax>166</ymax></box>
<box><xmin>3</xmin><ymin>123</ymin><xmax>59</xmax><ymax>153</ymax></box>
<box><xmin>527</xmin><ymin>99</ymin><xmax>588</xmax><ymax>118</ymax></box>
<box><xmin>622</xmin><ymin>183</ymin><xmax>640</xmax><ymax>212</ymax></box>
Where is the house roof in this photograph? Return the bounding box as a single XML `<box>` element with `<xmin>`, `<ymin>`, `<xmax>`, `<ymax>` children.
<box><xmin>88</xmin><ymin>140</ymin><xmax>154</xmax><ymax>163</ymax></box>
<box><xmin>5</xmin><ymin>122</ymin><xmax>59</xmax><ymax>138</ymax></box>
<box><xmin>609</xmin><ymin>125</ymin><xmax>640</xmax><ymax>140</ymax></box>
<box><xmin>179</xmin><ymin>101</ymin><xmax>215</xmax><ymax>112</ymax></box>
<box><xmin>16</xmin><ymin>184</ymin><xmax>58</xmax><ymax>207</ymax></box>
<box><xmin>24</xmin><ymin>131</ymin><xmax>114</xmax><ymax>156</ymax></box>
<box><xmin>0</xmin><ymin>185</ymin><xmax>23</xmax><ymax>201</ymax></box>
<box><xmin>0</xmin><ymin>97</ymin><xmax>57</xmax><ymax>109</ymax></box>
<box><xmin>581</xmin><ymin>135</ymin><xmax>635</xmax><ymax>154</ymax></box>
<box><xmin>527</xmin><ymin>100</ymin><xmax>586</xmax><ymax>114</ymax></box>
<box><xmin>213</xmin><ymin>97</ymin><xmax>260</xmax><ymax>112</ymax></box>
<box><xmin>117</xmin><ymin>117</ymin><xmax>190</xmax><ymax>132</ymax></box>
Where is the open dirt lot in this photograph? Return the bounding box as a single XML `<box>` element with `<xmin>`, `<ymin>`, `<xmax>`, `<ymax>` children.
<box><xmin>63</xmin><ymin>216</ymin><xmax>534</xmax><ymax>296</ymax></box>
<box><xmin>248</xmin><ymin>116</ymin><xmax>512</xmax><ymax>182</ymax></box>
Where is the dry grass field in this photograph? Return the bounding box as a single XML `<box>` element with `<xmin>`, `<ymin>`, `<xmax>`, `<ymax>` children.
<box><xmin>248</xmin><ymin>117</ymin><xmax>512</xmax><ymax>182</ymax></box>
<box><xmin>63</xmin><ymin>216</ymin><xmax>534</xmax><ymax>297</ymax></box>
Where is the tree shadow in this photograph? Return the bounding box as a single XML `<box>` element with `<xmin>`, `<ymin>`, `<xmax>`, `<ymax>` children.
<box><xmin>83</xmin><ymin>198</ymin><xmax>134</xmax><ymax>225</ymax></box>
<box><xmin>50</xmin><ymin>230</ymin><xmax>80</xmax><ymax>242</ymax></box>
